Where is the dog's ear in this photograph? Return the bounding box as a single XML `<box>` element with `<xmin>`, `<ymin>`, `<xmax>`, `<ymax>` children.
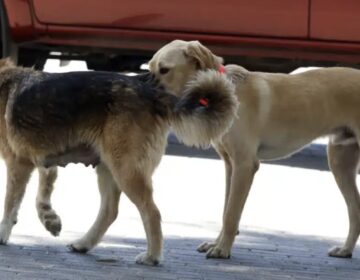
<box><xmin>0</xmin><ymin>58</ymin><xmax>15</xmax><ymax>70</ymax></box>
<box><xmin>184</xmin><ymin>41</ymin><xmax>224</xmax><ymax>70</ymax></box>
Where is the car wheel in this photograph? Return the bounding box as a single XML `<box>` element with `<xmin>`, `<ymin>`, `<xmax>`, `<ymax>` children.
<box><xmin>0</xmin><ymin>0</ymin><xmax>10</xmax><ymax>58</ymax></box>
<box><xmin>17</xmin><ymin>48</ymin><xmax>48</xmax><ymax>70</ymax></box>
<box><xmin>0</xmin><ymin>0</ymin><xmax>47</xmax><ymax>69</ymax></box>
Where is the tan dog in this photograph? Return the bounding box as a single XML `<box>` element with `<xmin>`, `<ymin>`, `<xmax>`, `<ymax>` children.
<box><xmin>0</xmin><ymin>59</ymin><xmax>238</xmax><ymax>265</ymax></box>
<box><xmin>149</xmin><ymin>40</ymin><xmax>360</xmax><ymax>259</ymax></box>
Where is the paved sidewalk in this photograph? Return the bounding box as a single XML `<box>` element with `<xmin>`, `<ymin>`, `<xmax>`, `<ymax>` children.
<box><xmin>1</xmin><ymin>229</ymin><xmax>359</xmax><ymax>280</ymax></box>
<box><xmin>0</xmin><ymin>155</ymin><xmax>359</xmax><ymax>279</ymax></box>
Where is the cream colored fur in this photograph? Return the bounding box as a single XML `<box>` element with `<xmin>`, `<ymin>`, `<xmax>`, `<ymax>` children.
<box><xmin>149</xmin><ymin>40</ymin><xmax>360</xmax><ymax>260</ymax></box>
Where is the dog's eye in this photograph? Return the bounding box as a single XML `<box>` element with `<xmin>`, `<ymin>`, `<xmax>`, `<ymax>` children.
<box><xmin>159</xmin><ymin>67</ymin><xmax>170</xmax><ymax>75</ymax></box>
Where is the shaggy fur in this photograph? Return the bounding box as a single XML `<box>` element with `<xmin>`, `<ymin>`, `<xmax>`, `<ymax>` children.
<box><xmin>149</xmin><ymin>40</ymin><xmax>360</xmax><ymax>260</ymax></box>
<box><xmin>0</xmin><ymin>59</ymin><xmax>238</xmax><ymax>265</ymax></box>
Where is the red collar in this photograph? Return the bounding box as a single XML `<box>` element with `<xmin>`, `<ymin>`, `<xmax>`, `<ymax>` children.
<box><xmin>218</xmin><ymin>65</ymin><xmax>226</xmax><ymax>74</ymax></box>
<box><xmin>198</xmin><ymin>65</ymin><xmax>226</xmax><ymax>108</ymax></box>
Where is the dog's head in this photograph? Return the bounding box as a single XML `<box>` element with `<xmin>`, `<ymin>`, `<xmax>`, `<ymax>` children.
<box><xmin>149</xmin><ymin>40</ymin><xmax>223</xmax><ymax>96</ymax></box>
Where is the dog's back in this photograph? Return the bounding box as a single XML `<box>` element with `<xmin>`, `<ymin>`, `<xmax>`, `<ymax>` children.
<box><xmin>1</xmin><ymin>66</ymin><xmax>237</xmax><ymax>166</ymax></box>
<box><xmin>2</xmin><ymin>70</ymin><xmax>168</xmax><ymax>161</ymax></box>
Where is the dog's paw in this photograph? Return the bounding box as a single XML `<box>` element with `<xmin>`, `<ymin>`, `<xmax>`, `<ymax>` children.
<box><xmin>67</xmin><ymin>243</ymin><xmax>89</xmax><ymax>254</ymax></box>
<box><xmin>38</xmin><ymin>205</ymin><xmax>62</xmax><ymax>237</ymax></box>
<box><xmin>328</xmin><ymin>246</ymin><xmax>352</xmax><ymax>258</ymax></box>
<box><xmin>44</xmin><ymin>215</ymin><xmax>62</xmax><ymax>237</ymax></box>
<box><xmin>135</xmin><ymin>252</ymin><xmax>160</xmax><ymax>266</ymax></box>
<box><xmin>197</xmin><ymin>241</ymin><xmax>216</xmax><ymax>253</ymax></box>
<box><xmin>0</xmin><ymin>223</ymin><xmax>12</xmax><ymax>245</ymax></box>
<box><xmin>206</xmin><ymin>245</ymin><xmax>231</xmax><ymax>259</ymax></box>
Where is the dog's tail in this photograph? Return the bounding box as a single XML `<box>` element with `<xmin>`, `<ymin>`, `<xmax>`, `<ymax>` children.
<box><xmin>0</xmin><ymin>58</ymin><xmax>15</xmax><ymax>71</ymax></box>
<box><xmin>170</xmin><ymin>70</ymin><xmax>238</xmax><ymax>148</ymax></box>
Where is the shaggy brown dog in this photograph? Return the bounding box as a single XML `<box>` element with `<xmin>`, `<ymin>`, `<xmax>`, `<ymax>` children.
<box><xmin>149</xmin><ymin>40</ymin><xmax>360</xmax><ymax>260</ymax></box>
<box><xmin>0</xmin><ymin>59</ymin><xmax>238</xmax><ymax>265</ymax></box>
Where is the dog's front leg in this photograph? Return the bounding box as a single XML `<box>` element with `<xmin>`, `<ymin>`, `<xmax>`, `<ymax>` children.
<box><xmin>69</xmin><ymin>163</ymin><xmax>121</xmax><ymax>253</ymax></box>
<box><xmin>198</xmin><ymin>144</ymin><xmax>234</xmax><ymax>253</ymax></box>
<box><xmin>214</xmin><ymin>144</ymin><xmax>233</xmax><ymax>221</ymax></box>
<box><xmin>0</xmin><ymin>158</ymin><xmax>34</xmax><ymax>244</ymax></box>
<box><xmin>197</xmin><ymin>158</ymin><xmax>233</xmax><ymax>253</ymax></box>
<box><xmin>104</xmin><ymin>159</ymin><xmax>162</xmax><ymax>266</ymax></box>
<box><xmin>206</xmin><ymin>157</ymin><xmax>259</xmax><ymax>259</ymax></box>
<box><xmin>123</xmin><ymin>174</ymin><xmax>162</xmax><ymax>266</ymax></box>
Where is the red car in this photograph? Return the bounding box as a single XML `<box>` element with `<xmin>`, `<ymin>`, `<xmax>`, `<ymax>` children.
<box><xmin>1</xmin><ymin>0</ymin><xmax>360</xmax><ymax>72</ymax></box>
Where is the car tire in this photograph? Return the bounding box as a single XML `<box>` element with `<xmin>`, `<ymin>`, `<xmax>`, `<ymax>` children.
<box><xmin>17</xmin><ymin>48</ymin><xmax>48</xmax><ymax>70</ymax></box>
<box><xmin>0</xmin><ymin>0</ymin><xmax>11</xmax><ymax>58</ymax></box>
<box><xmin>0</xmin><ymin>0</ymin><xmax>47</xmax><ymax>69</ymax></box>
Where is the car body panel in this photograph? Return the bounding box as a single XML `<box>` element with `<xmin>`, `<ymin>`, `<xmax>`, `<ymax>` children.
<box><xmin>310</xmin><ymin>0</ymin><xmax>360</xmax><ymax>42</ymax></box>
<box><xmin>3</xmin><ymin>0</ymin><xmax>38</xmax><ymax>41</ymax></box>
<box><xmin>2</xmin><ymin>0</ymin><xmax>360</xmax><ymax>66</ymax></box>
<box><xmin>32</xmin><ymin>0</ymin><xmax>309</xmax><ymax>38</ymax></box>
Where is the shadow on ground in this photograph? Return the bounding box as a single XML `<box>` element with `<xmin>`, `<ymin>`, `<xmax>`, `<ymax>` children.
<box><xmin>1</xmin><ymin>229</ymin><xmax>359</xmax><ymax>279</ymax></box>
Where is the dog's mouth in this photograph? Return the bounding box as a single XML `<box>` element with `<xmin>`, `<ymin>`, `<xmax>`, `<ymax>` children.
<box><xmin>136</xmin><ymin>72</ymin><xmax>159</xmax><ymax>85</ymax></box>
<box><xmin>136</xmin><ymin>72</ymin><xmax>169</xmax><ymax>93</ymax></box>
<box><xmin>42</xmin><ymin>144</ymin><xmax>100</xmax><ymax>168</ymax></box>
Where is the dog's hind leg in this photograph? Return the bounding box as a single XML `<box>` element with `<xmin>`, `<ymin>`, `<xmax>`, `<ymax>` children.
<box><xmin>327</xmin><ymin>141</ymin><xmax>360</xmax><ymax>258</ymax></box>
<box><xmin>36</xmin><ymin>167</ymin><xmax>62</xmax><ymax>237</ymax></box>
<box><xmin>0</xmin><ymin>157</ymin><xmax>34</xmax><ymax>244</ymax></box>
<box><xmin>69</xmin><ymin>163</ymin><xmax>120</xmax><ymax>253</ymax></box>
